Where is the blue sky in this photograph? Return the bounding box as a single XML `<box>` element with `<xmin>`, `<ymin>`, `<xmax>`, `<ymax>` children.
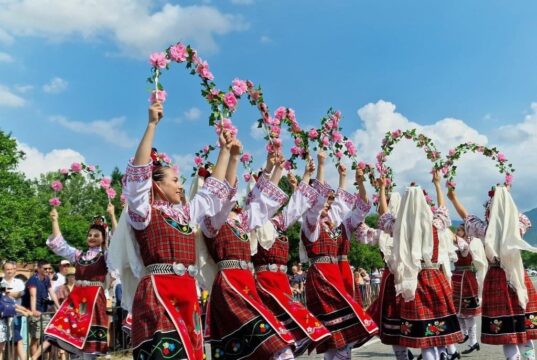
<box><xmin>1</xmin><ymin>0</ymin><xmax>536</xmax><ymax>214</ymax></box>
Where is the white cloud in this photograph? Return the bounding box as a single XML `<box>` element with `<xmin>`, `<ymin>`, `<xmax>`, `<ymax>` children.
<box><xmin>0</xmin><ymin>52</ymin><xmax>14</xmax><ymax>62</ymax></box>
<box><xmin>0</xmin><ymin>85</ymin><xmax>25</xmax><ymax>107</ymax></box>
<box><xmin>43</xmin><ymin>77</ymin><xmax>68</xmax><ymax>94</ymax></box>
<box><xmin>50</xmin><ymin>115</ymin><xmax>137</xmax><ymax>148</ymax></box>
<box><xmin>14</xmin><ymin>84</ymin><xmax>34</xmax><ymax>93</ymax></box>
<box><xmin>341</xmin><ymin>99</ymin><xmax>537</xmax><ymax>214</ymax></box>
<box><xmin>0</xmin><ymin>28</ymin><xmax>14</xmax><ymax>45</ymax></box>
<box><xmin>250</xmin><ymin>121</ymin><xmax>265</xmax><ymax>140</ymax></box>
<box><xmin>17</xmin><ymin>142</ymin><xmax>85</xmax><ymax>179</ymax></box>
<box><xmin>0</xmin><ymin>0</ymin><xmax>248</xmax><ymax>58</ymax></box>
<box><xmin>260</xmin><ymin>35</ymin><xmax>272</xmax><ymax>44</ymax></box>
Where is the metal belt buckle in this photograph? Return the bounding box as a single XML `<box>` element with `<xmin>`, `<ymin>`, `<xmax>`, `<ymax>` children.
<box><xmin>188</xmin><ymin>265</ymin><xmax>198</xmax><ymax>277</ymax></box>
<box><xmin>240</xmin><ymin>260</ymin><xmax>248</xmax><ymax>270</ymax></box>
<box><xmin>269</xmin><ymin>264</ymin><xmax>278</xmax><ymax>272</ymax></box>
<box><xmin>172</xmin><ymin>262</ymin><xmax>186</xmax><ymax>276</ymax></box>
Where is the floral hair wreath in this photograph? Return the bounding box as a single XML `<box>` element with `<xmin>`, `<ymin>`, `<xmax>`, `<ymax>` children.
<box><xmin>148</xmin><ymin>42</ymin><xmax>282</xmax><ymax>154</ymax></box>
<box><xmin>192</xmin><ymin>144</ymin><xmax>215</xmax><ymax>178</ymax></box>
<box><xmin>442</xmin><ymin>142</ymin><xmax>515</xmax><ymax>190</ymax></box>
<box><xmin>49</xmin><ymin>162</ymin><xmax>116</xmax><ymax>207</ymax></box>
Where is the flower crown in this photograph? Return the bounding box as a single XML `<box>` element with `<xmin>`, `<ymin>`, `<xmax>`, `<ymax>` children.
<box><xmin>151</xmin><ymin>148</ymin><xmax>175</xmax><ymax>170</ymax></box>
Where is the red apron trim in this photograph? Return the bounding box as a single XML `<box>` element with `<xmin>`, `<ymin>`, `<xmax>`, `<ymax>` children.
<box><xmin>338</xmin><ymin>260</ymin><xmax>355</xmax><ymax>298</ymax></box>
<box><xmin>151</xmin><ymin>274</ymin><xmax>204</xmax><ymax>360</ymax></box>
<box><xmin>256</xmin><ymin>271</ymin><xmax>331</xmax><ymax>343</ymax></box>
<box><xmin>315</xmin><ymin>263</ymin><xmax>378</xmax><ymax>334</ymax></box>
<box><xmin>45</xmin><ymin>285</ymin><xmax>100</xmax><ymax>349</ymax></box>
<box><xmin>220</xmin><ymin>269</ymin><xmax>294</xmax><ymax>345</ymax></box>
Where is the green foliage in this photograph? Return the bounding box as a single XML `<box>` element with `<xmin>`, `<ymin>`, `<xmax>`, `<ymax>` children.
<box><xmin>522</xmin><ymin>251</ymin><xmax>537</xmax><ymax>270</ymax></box>
<box><xmin>0</xmin><ymin>129</ymin><xmax>124</xmax><ymax>265</ymax></box>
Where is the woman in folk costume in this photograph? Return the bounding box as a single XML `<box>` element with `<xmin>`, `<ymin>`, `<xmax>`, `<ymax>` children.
<box><xmin>251</xmin><ymin>158</ymin><xmax>331</xmax><ymax>357</ymax></box>
<box><xmin>300</xmin><ymin>152</ymin><xmax>378</xmax><ymax>360</ymax></box>
<box><xmin>449</xmin><ymin>186</ymin><xmax>537</xmax><ymax>360</ymax></box>
<box><xmin>111</xmin><ymin>102</ymin><xmax>236</xmax><ymax>360</ymax></box>
<box><xmin>204</xmin><ymin>147</ymin><xmax>296</xmax><ymax>360</ymax></box>
<box><xmin>449</xmin><ymin>224</ymin><xmax>487</xmax><ymax>355</ymax></box>
<box><xmin>358</xmin><ymin>189</ymin><xmax>417</xmax><ymax>360</ymax></box>
<box><xmin>381</xmin><ymin>171</ymin><xmax>463</xmax><ymax>360</ymax></box>
<box><xmin>38</xmin><ymin>209</ymin><xmax>112</xmax><ymax>359</ymax></box>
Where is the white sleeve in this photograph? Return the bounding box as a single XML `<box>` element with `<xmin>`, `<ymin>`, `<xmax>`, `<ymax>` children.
<box><xmin>355</xmin><ymin>223</ymin><xmax>381</xmax><ymax>245</ymax></box>
<box><xmin>273</xmin><ymin>181</ymin><xmax>319</xmax><ymax>231</ymax></box>
<box><xmin>200</xmin><ymin>181</ymin><xmax>238</xmax><ymax>238</ymax></box>
<box><xmin>239</xmin><ymin>179</ymin><xmax>289</xmax><ymax>232</ymax></box>
<box><xmin>465</xmin><ymin>215</ymin><xmax>487</xmax><ymax>240</ymax></box>
<box><xmin>432</xmin><ymin>206</ymin><xmax>451</xmax><ymax>231</ymax></box>
<box><xmin>342</xmin><ymin>196</ymin><xmax>372</xmax><ymax>239</ymax></box>
<box><xmin>46</xmin><ymin>235</ymin><xmax>82</xmax><ymax>263</ymax></box>
<box><xmin>188</xmin><ymin>177</ymin><xmax>234</xmax><ymax>226</ymax></box>
<box><xmin>379</xmin><ymin>213</ymin><xmax>396</xmax><ymax>236</ymax></box>
<box><xmin>122</xmin><ymin>160</ymin><xmax>153</xmax><ymax>230</ymax></box>
<box><xmin>329</xmin><ymin>188</ymin><xmax>356</xmax><ymax>227</ymax></box>
<box><xmin>301</xmin><ymin>190</ymin><xmax>327</xmax><ymax>242</ymax></box>
<box><xmin>455</xmin><ymin>236</ymin><xmax>470</xmax><ymax>256</ymax></box>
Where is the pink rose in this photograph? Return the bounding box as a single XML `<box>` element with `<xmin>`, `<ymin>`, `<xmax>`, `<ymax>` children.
<box><xmin>321</xmin><ymin>136</ymin><xmax>330</xmax><ymax>147</ymax></box>
<box><xmin>272</xmin><ymin>138</ymin><xmax>282</xmax><ymax>147</ymax></box>
<box><xmin>376</xmin><ymin>152</ymin><xmax>385</xmax><ymax>162</ymax></box>
<box><xmin>149</xmin><ymin>89</ymin><xmax>167</xmax><ymax>103</ymax></box>
<box><xmin>284</xmin><ymin>161</ymin><xmax>293</xmax><ymax>171</ymax></box>
<box><xmin>100</xmin><ymin>177</ymin><xmax>112</xmax><ymax>189</ymax></box>
<box><xmin>246</xmin><ymin>80</ymin><xmax>254</xmax><ymax>89</ymax></box>
<box><xmin>232</xmin><ymin>78</ymin><xmax>247</xmax><ymax>96</ymax></box>
<box><xmin>347</xmin><ymin>147</ymin><xmax>357</xmax><ymax>157</ymax></box>
<box><xmin>425</xmin><ymin>194</ymin><xmax>433</xmax><ymax>204</ymax></box>
<box><xmin>223</xmin><ymin>92</ymin><xmax>238</xmax><ymax>109</ymax></box>
<box><xmin>243</xmin><ymin>173</ymin><xmax>251</xmax><ymax>182</ymax></box>
<box><xmin>335</xmin><ymin>151</ymin><xmax>343</xmax><ymax>159</ymax></box>
<box><xmin>358</xmin><ymin>161</ymin><xmax>366</xmax><ymax>170</ymax></box>
<box><xmin>441</xmin><ymin>166</ymin><xmax>449</xmax><ymax>175</ymax></box>
<box><xmin>87</xmin><ymin>165</ymin><xmax>95</xmax><ymax>172</ymax></box>
<box><xmin>203</xmin><ymin>145</ymin><xmax>210</xmax><ymax>153</ymax></box>
<box><xmin>149</xmin><ymin>52</ymin><xmax>169</xmax><ymax>69</ymax></box>
<box><xmin>249</xmin><ymin>90</ymin><xmax>260</xmax><ymax>102</ymax></box>
<box><xmin>196</xmin><ymin>60</ymin><xmax>214</xmax><ymax>81</ymax></box>
<box><xmin>477</xmin><ymin>146</ymin><xmax>484</xmax><ymax>153</ymax></box>
<box><xmin>271</xmin><ymin>126</ymin><xmax>281</xmax><ymax>136</ymax></box>
<box><xmin>59</xmin><ymin>168</ymin><xmax>68</xmax><ymax>175</ymax></box>
<box><xmin>385</xmin><ymin>178</ymin><xmax>392</xmax><ymax>186</ymax></box>
<box><xmin>308</xmin><ymin>128</ymin><xmax>319</xmax><ymax>140</ymax></box>
<box><xmin>324</xmin><ymin>119</ymin><xmax>334</xmax><ymax>130</ymax></box>
<box><xmin>70</xmin><ymin>162</ymin><xmax>82</xmax><ymax>173</ymax></box>
<box><xmin>206</xmin><ymin>88</ymin><xmax>220</xmax><ymax>101</ymax></box>
<box><xmin>446</xmin><ymin>180</ymin><xmax>456</xmax><ymax>189</ymax></box>
<box><xmin>274</xmin><ymin>107</ymin><xmax>287</xmax><ymax>120</ymax></box>
<box><xmin>372</xmin><ymin>194</ymin><xmax>379</xmax><ymax>204</ymax></box>
<box><xmin>49</xmin><ymin>197</ymin><xmax>61</xmax><ymax>207</ymax></box>
<box><xmin>120</xmin><ymin>193</ymin><xmax>126</xmax><ymax>205</ymax></box>
<box><xmin>291</xmin><ymin>146</ymin><xmax>302</xmax><ymax>155</ymax></box>
<box><xmin>291</xmin><ymin>123</ymin><xmax>301</xmax><ymax>133</ymax></box>
<box><xmin>391</xmin><ymin>129</ymin><xmax>402</xmax><ymax>138</ymax></box>
<box><xmin>294</xmin><ymin>138</ymin><xmax>302</xmax><ymax>146</ymax></box>
<box><xmin>266</xmin><ymin>143</ymin><xmax>274</xmax><ymax>153</ymax></box>
<box><xmin>287</xmin><ymin>109</ymin><xmax>296</xmax><ymax>122</ymax></box>
<box><xmin>50</xmin><ymin>180</ymin><xmax>63</xmax><ymax>192</ymax></box>
<box><xmin>497</xmin><ymin>152</ymin><xmax>507</xmax><ymax>162</ymax></box>
<box><xmin>505</xmin><ymin>173</ymin><xmax>513</xmax><ymax>185</ymax></box>
<box><xmin>332</xmin><ymin>131</ymin><xmax>343</xmax><ymax>143</ymax></box>
<box><xmin>106</xmin><ymin>187</ymin><xmax>117</xmax><ymax>199</ymax></box>
<box><xmin>169</xmin><ymin>43</ymin><xmax>187</xmax><ymax>62</ymax></box>
<box><xmin>160</xmin><ymin>153</ymin><xmax>171</xmax><ymax>164</ymax></box>
<box><xmin>448</xmin><ymin>149</ymin><xmax>456</xmax><ymax>157</ymax></box>
<box><xmin>194</xmin><ymin>156</ymin><xmax>203</xmax><ymax>166</ymax></box>
<box><xmin>240</xmin><ymin>153</ymin><xmax>252</xmax><ymax>163</ymax></box>
<box><xmin>334</xmin><ymin>111</ymin><xmax>342</xmax><ymax>119</ymax></box>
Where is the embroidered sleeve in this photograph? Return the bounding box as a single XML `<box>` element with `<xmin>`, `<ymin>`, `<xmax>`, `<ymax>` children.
<box><xmin>329</xmin><ymin>188</ymin><xmax>356</xmax><ymax>228</ymax></box>
<box><xmin>355</xmin><ymin>222</ymin><xmax>381</xmax><ymax>245</ymax></box>
<box><xmin>519</xmin><ymin>213</ymin><xmax>532</xmax><ymax>236</ymax></box>
<box><xmin>343</xmin><ymin>196</ymin><xmax>372</xmax><ymax>237</ymax></box>
<box><xmin>46</xmin><ymin>235</ymin><xmax>82</xmax><ymax>263</ymax></box>
<box><xmin>465</xmin><ymin>215</ymin><xmax>487</xmax><ymax>239</ymax></box>
<box><xmin>189</xmin><ymin>177</ymin><xmax>232</xmax><ymax>226</ymax></box>
<box><xmin>455</xmin><ymin>236</ymin><xmax>470</xmax><ymax>256</ymax></box>
<box><xmin>432</xmin><ymin>206</ymin><xmax>451</xmax><ymax>231</ymax></box>
<box><xmin>379</xmin><ymin>213</ymin><xmax>396</xmax><ymax>235</ymax></box>
<box><xmin>302</xmin><ymin>189</ymin><xmax>326</xmax><ymax>242</ymax></box>
<box><xmin>310</xmin><ymin>179</ymin><xmax>332</xmax><ymax>198</ymax></box>
<box><xmin>123</xmin><ymin>160</ymin><xmax>152</xmax><ymax>230</ymax></box>
<box><xmin>242</xmin><ymin>180</ymin><xmax>289</xmax><ymax>232</ymax></box>
<box><xmin>277</xmin><ymin>181</ymin><xmax>319</xmax><ymax>231</ymax></box>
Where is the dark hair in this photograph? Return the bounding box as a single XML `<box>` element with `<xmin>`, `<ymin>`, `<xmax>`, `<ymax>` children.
<box><xmin>37</xmin><ymin>260</ymin><xmax>50</xmax><ymax>268</ymax></box>
<box><xmin>88</xmin><ymin>224</ymin><xmax>107</xmax><ymax>243</ymax></box>
<box><xmin>152</xmin><ymin>166</ymin><xmax>168</xmax><ymax>182</ymax></box>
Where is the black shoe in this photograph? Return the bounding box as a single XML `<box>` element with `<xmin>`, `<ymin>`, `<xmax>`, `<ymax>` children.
<box><xmin>461</xmin><ymin>343</ymin><xmax>480</xmax><ymax>355</ymax></box>
<box><xmin>450</xmin><ymin>351</ymin><xmax>461</xmax><ymax>359</ymax></box>
<box><xmin>407</xmin><ymin>349</ymin><xmax>414</xmax><ymax>360</ymax></box>
<box><xmin>417</xmin><ymin>355</ymin><xmax>422</xmax><ymax>360</ymax></box>
<box><xmin>458</xmin><ymin>334</ymin><xmax>469</xmax><ymax>344</ymax></box>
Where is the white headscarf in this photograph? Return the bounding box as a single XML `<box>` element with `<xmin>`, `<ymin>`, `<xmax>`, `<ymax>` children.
<box><xmin>247</xmin><ymin>176</ymin><xmax>278</xmax><ymax>255</ymax></box>
<box><xmin>393</xmin><ymin>186</ymin><xmax>433</xmax><ymax>302</ymax></box>
<box><xmin>484</xmin><ymin>186</ymin><xmax>537</xmax><ymax>309</ymax></box>
<box><xmin>379</xmin><ymin>192</ymin><xmax>401</xmax><ymax>272</ymax></box>
<box><xmin>108</xmin><ymin>207</ymin><xmax>145</xmax><ymax>312</ymax></box>
<box><xmin>468</xmin><ymin>237</ymin><xmax>488</xmax><ymax>300</ymax></box>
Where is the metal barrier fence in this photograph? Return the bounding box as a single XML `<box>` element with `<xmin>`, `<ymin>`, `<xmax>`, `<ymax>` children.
<box><xmin>1</xmin><ymin>307</ymin><xmax>132</xmax><ymax>360</ymax></box>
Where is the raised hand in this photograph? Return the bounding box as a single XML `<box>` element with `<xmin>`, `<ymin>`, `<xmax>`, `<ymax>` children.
<box><xmin>148</xmin><ymin>102</ymin><xmax>163</xmax><ymax>126</ymax></box>
<box><xmin>447</xmin><ymin>187</ymin><xmax>456</xmax><ymax>202</ymax></box>
<box><xmin>50</xmin><ymin>208</ymin><xmax>59</xmax><ymax>222</ymax></box>
<box><xmin>230</xmin><ymin>139</ymin><xmax>243</xmax><ymax>157</ymax></box>
<box><xmin>317</xmin><ymin>151</ymin><xmax>327</xmax><ymax>165</ymax></box>
<box><xmin>432</xmin><ymin>169</ymin><xmax>441</xmax><ymax>185</ymax></box>
<box><xmin>375</xmin><ymin>176</ymin><xmax>387</xmax><ymax>189</ymax></box>
<box><xmin>355</xmin><ymin>167</ymin><xmax>365</xmax><ymax>183</ymax></box>
<box><xmin>288</xmin><ymin>173</ymin><xmax>298</xmax><ymax>191</ymax></box>
<box><xmin>106</xmin><ymin>203</ymin><xmax>115</xmax><ymax>216</ymax></box>
<box><xmin>337</xmin><ymin>164</ymin><xmax>347</xmax><ymax>177</ymax></box>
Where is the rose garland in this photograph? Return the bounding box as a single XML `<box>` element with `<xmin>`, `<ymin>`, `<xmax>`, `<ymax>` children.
<box><xmin>273</xmin><ymin>107</ymin><xmax>309</xmax><ymax>171</ymax></box>
<box><xmin>148</xmin><ymin>42</ymin><xmax>282</xmax><ymax>153</ymax></box>
<box><xmin>192</xmin><ymin>144</ymin><xmax>215</xmax><ymax>178</ymax></box>
<box><xmin>49</xmin><ymin>162</ymin><xmax>116</xmax><ymax>207</ymax></box>
<box><xmin>240</xmin><ymin>152</ymin><xmax>255</xmax><ymax>182</ymax></box>
<box><xmin>442</xmin><ymin>142</ymin><xmax>515</xmax><ymax>189</ymax></box>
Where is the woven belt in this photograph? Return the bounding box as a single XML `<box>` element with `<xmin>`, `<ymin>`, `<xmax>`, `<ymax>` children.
<box><xmin>421</xmin><ymin>263</ymin><xmax>441</xmax><ymax>270</ymax></box>
<box><xmin>75</xmin><ymin>280</ymin><xmax>104</xmax><ymax>287</ymax></box>
<box><xmin>217</xmin><ymin>259</ymin><xmax>253</xmax><ymax>271</ymax></box>
<box><xmin>255</xmin><ymin>264</ymin><xmax>288</xmax><ymax>273</ymax></box>
<box><xmin>337</xmin><ymin>255</ymin><xmax>348</xmax><ymax>261</ymax></box>
<box><xmin>310</xmin><ymin>256</ymin><xmax>338</xmax><ymax>264</ymax></box>
<box><xmin>455</xmin><ymin>265</ymin><xmax>473</xmax><ymax>271</ymax></box>
<box><xmin>145</xmin><ymin>263</ymin><xmax>199</xmax><ymax>277</ymax></box>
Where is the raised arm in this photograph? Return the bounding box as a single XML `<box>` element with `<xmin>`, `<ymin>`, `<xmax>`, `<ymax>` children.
<box><xmin>377</xmin><ymin>177</ymin><xmax>388</xmax><ymax>216</ymax></box>
<box><xmin>224</xmin><ymin>138</ymin><xmax>241</xmax><ymax>186</ymax></box>
<box><xmin>46</xmin><ymin>208</ymin><xmax>82</xmax><ymax>263</ymax></box>
<box><xmin>329</xmin><ymin>165</ymin><xmax>356</xmax><ymax>227</ymax></box>
<box><xmin>316</xmin><ymin>151</ymin><xmax>326</xmax><ymax>184</ymax></box>
<box><xmin>447</xmin><ymin>188</ymin><xmax>468</xmax><ymax>220</ymax></box>
<box><xmin>107</xmin><ymin>203</ymin><xmax>118</xmax><ymax>233</ymax></box>
<box><xmin>432</xmin><ymin>170</ymin><xmax>445</xmax><ymax>208</ymax></box>
<box><xmin>355</xmin><ymin>167</ymin><xmax>368</xmax><ymax>204</ymax></box>
<box><xmin>133</xmin><ymin>102</ymin><xmax>162</xmax><ymax>166</ymax></box>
